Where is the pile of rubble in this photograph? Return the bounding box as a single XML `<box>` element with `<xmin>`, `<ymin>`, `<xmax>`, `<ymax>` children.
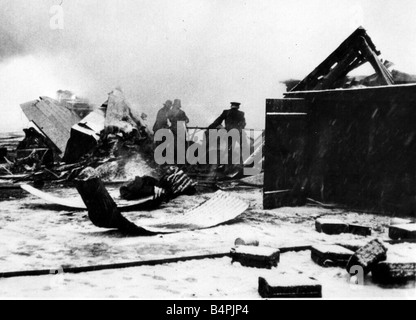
<box><xmin>0</xmin><ymin>88</ymin><xmax>159</xmax><ymax>185</ymax></box>
<box><xmin>1</xmin><ymin>88</ymin><xmax>263</xmax><ymax>189</ymax></box>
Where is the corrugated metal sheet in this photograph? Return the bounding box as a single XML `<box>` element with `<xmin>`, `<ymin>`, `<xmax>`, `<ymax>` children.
<box><xmin>20</xmin><ymin>97</ymin><xmax>81</xmax><ymax>155</ymax></box>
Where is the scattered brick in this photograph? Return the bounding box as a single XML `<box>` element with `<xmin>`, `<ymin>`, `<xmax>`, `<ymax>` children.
<box><xmin>348</xmin><ymin>224</ymin><xmax>372</xmax><ymax>237</ymax></box>
<box><xmin>315</xmin><ymin>219</ymin><xmax>349</xmax><ymax>235</ymax></box>
<box><xmin>372</xmin><ymin>260</ymin><xmax>416</xmax><ymax>284</ymax></box>
<box><xmin>231</xmin><ymin>246</ymin><xmax>280</xmax><ymax>269</ymax></box>
<box><xmin>346</xmin><ymin>239</ymin><xmax>388</xmax><ymax>274</ymax></box>
<box><xmin>311</xmin><ymin>245</ymin><xmax>354</xmax><ymax>268</ymax></box>
<box><xmin>259</xmin><ymin>276</ymin><xmax>322</xmax><ymax>299</ymax></box>
<box><xmin>389</xmin><ymin>224</ymin><xmax>416</xmax><ymax>241</ymax></box>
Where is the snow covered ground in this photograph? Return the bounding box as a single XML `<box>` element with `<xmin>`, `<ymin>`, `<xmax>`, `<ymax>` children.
<box><xmin>0</xmin><ymin>185</ymin><xmax>415</xmax><ymax>299</ymax></box>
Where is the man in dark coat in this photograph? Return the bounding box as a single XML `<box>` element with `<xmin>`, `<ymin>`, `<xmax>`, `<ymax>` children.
<box><xmin>208</xmin><ymin>102</ymin><xmax>246</xmax><ymax>132</ymax></box>
<box><xmin>208</xmin><ymin>102</ymin><xmax>247</xmax><ymax>165</ymax></box>
<box><xmin>168</xmin><ymin>99</ymin><xmax>190</xmax><ymax>136</ymax></box>
<box><xmin>168</xmin><ymin>99</ymin><xmax>190</xmax><ymax>162</ymax></box>
<box><xmin>153</xmin><ymin>100</ymin><xmax>173</xmax><ymax>133</ymax></box>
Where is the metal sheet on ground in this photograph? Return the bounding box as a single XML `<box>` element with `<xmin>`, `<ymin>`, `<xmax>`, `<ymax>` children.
<box><xmin>20</xmin><ymin>184</ymin><xmax>153</xmax><ymax>210</ymax></box>
<box><xmin>140</xmin><ymin>191</ymin><xmax>249</xmax><ymax>233</ymax></box>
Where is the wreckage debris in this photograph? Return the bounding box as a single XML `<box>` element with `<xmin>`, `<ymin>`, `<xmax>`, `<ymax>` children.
<box><xmin>346</xmin><ymin>239</ymin><xmax>388</xmax><ymax>275</ymax></box>
<box><xmin>63</xmin><ymin>108</ymin><xmax>106</xmax><ymax>164</ymax></box>
<box><xmin>372</xmin><ymin>261</ymin><xmax>416</xmax><ymax>285</ymax></box>
<box><xmin>389</xmin><ymin>224</ymin><xmax>416</xmax><ymax>241</ymax></box>
<box><xmin>315</xmin><ymin>219</ymin><xmax>349</xmax><ymax>235</ymax></box>
<box><xmin>76</xmin><ymin>168</ymin><xmax>155</xmax><ymax>236</ymax></box>
<box><xmin>258</xmin><ymin>276</ymin><xmax>322</xmax><ymax>299</ymax></box>
<box><xmin>20</xmin><ymin>97</ymin><xmax>82</xmax><ymax>157</ymax></box>
<box><xmin>291</xmin><ymin>27</ymin><xmax>394</xmax><ymax>92</ymax></box>
<box><xmin>7</xmin><ymin>88</ymin><xmax>158</xmax><ymax>185</ymax></box>
<box><xmin>231</xmin><ymin>246</ymin><xmax>280</xmax><ymax>269</ymax></box>
<box><xmin>76</xmin><ymin>167</ymin><xmax>248</xmax><ymax>234</ymax></box>
<box><xmin>119</xmin><ymin>167</ymin><xmax>197</xmax><ymax>202</ymax></box>
<box><xmin>0</xmin><ymin>147</ymin><xmax>7</xmax><ymax>163</ymax></box>
<box><xmin>140</xmin><ymin>191</ymin><xmax>249</xmax><ymax>233</ymax></box>
<box><xmin>104</xmin><ymin>88</ymin><xmax>145</xmax><ymax>137</ymax></box>
<box><xmin>311</xmin><ymin>245</ymin><xmax>354</xmax><ymax>268</ymax></box>
<box><xmin>20</xmin><ymin>184</ymin><xmax>153</xmax><ymax>211</ymax></box>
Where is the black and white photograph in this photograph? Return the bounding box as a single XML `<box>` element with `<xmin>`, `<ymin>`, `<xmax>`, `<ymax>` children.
<box><xmin>0</xmin><ymin>0</ymin><xmax>416</xmax><ymax>303</ymax></box>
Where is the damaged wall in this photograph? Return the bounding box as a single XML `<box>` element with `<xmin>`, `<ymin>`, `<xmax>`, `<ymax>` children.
<box><xmin>265</xmin><ymin>84</ymin><xmax>416</xmax><ymax>216</ymax></box>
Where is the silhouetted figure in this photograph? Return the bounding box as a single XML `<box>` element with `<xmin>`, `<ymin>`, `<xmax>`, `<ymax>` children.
<box><xmin>168</xmin><ymin>99</ymin><xmax>190</xmax><ymax>135</ymax></box>
<box><xmin>153</xmin><ymin>100</ymin><xmax>173</xmax><ymax>133</ymax></box>
<box><xmin>208</xmin><ymin>102</ymin><xmax>246</xmax><ymax>132</ymax></box>
<box><xmin>208</xmin><ymin>102</ymin><xmax>247</xmax><ymax>165</ymax></box>
<box><xmin>168</xmin><ymin>99</ymin><xmax>190</xmax><ymax>163</ymax></box>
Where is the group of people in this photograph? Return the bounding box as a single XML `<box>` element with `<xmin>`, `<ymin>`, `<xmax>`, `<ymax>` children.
<box><xmin>152</xmin><ymin>99</ymin><xmax>247</xmax><ymax>165</ymax></box>
<box><xmin>152</xmin><ymin>100</ymin><xmax>246</xmax><ymax>135</ymax></box>
<box><xmin>153</xmin><ymin>99</ymin><xmax>189</xmax><ymax>137</ymax></box>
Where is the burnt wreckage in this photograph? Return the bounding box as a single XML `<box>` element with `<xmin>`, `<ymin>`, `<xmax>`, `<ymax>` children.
<box><xmin>265</xmin><ymin>27</ymin><xmax>416</xmax><ymax>216</ymax></box>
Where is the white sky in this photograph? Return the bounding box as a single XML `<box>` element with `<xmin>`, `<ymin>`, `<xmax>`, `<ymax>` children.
<box><xmin>1</xmin><ymin>0</ymin><xmax>416</xmax><ymax>132</ymax></box>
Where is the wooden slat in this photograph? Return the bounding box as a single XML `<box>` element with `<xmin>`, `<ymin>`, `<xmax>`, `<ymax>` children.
<box><xmin>20</xmin><ymin>98</ymin><xmax>81</xmax><ymax>155</ymax></box>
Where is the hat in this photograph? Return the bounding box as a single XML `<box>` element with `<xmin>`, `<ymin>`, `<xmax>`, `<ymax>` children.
<box><xmin>230</xmin><ymin>102</ymin><xmax>241</xmax><ymax>108</ymax></box>
<box><xmin>173</xmin><ymin>99</ymin><xmax>182</xmax><ymax>108</ymax></box>
<box><xmin>164</xmin><ymin>100</ymin><xmax>173</xmax><ymax>107</ymax></box>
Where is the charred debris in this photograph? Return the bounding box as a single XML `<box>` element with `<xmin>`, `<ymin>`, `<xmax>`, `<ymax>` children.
<box><xmin>0</xmin><ymin>88</ymin><xmax>261</xmax><ymax>191</ymax></box>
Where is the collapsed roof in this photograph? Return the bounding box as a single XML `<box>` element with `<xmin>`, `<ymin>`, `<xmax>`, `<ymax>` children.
<box><xmin>291</xmin><ymin>27</ymin><xmax>396</xmax><ymax>92</ymax></box>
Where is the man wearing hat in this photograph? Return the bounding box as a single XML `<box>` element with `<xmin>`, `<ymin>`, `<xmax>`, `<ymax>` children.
<box><xmin>153</xmin><ymin>100</ymin><xmax>173</xmax><ymax>133</ymax></box>
<box><xmin>208</xmin><ymin>102</ymin><xmax>247</xmax><ymax>165</ymax></box>
<box><xmin>208</xmin><ymin>102</ymin><xmax>246</xmax><ymax>133</ymax></box>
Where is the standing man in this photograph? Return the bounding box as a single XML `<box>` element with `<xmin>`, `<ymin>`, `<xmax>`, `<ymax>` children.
<box><xmin>208</xmin><ymin>102</ymin><xmax>247</xmax><ymax>165</ymax></box>
<box><xmin>153</xmin><ymin>100</ymin><xmax>173</xmax><ymax>134</ymax></box>
<box><xmin>168</xmin><ymin>99</ymin><xmax>190</xmax><ymax>136</ymax></box>
<box><xmin>168</xmin><ymin>99</ymin><xmax>190</xmax><ymax>163</ymax></box>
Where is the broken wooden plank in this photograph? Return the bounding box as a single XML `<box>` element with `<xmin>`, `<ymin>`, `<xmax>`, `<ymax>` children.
<box><xmin>291</xmin><ymin>27</ymin><xmax>385</xmax><ymax>92</ymax></box>
<box><xmin>259</xmin><ymin>276</ymin><xmax>322</xmax><ymax>299</ymax></box>
<box><xmin>346</xmin><ymin>239</ymin><xmax>388</xmax><ymax>274</ymax></box>
<box><xmin>231</xmin><ymin>246</ymin><xmax>280</xmax><ymax>269</ymax></box>
<box><xmin>372</xmin><ymin>261</ymin><xmax>416</xmax><ymax>285</ymax></box>
<box><xmin>389</xmin><ymin>224</ymin><xmax>416</xmax><ymax>241</ymax></box>
<box><xmin>315</xmin><ymin>218</ymin><xmax>349</xmax><ymax>235</ymax></box>
<box><xmin>311</xmin><ymin>245</ymin><xmax>354</xmax><ymax>268</ymax></box>
<box><xmin>20</xmin><ymin>97</ymin><xmax>81</xmax><ymax>155</ymax></box>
